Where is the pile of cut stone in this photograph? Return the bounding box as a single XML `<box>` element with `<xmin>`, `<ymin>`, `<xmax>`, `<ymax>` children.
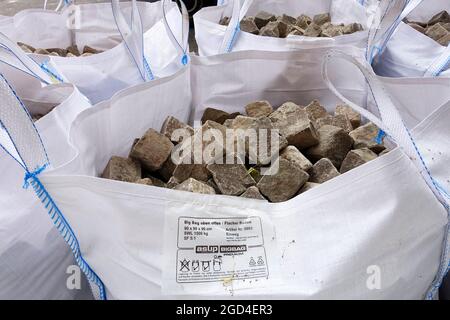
<box><xmin>219</xmin><ymin>11</ymin><xmax>364</xmax><ymax>38</ymax></box>
<box><xmin>17</xmin><ymin>42</ymin><xmax>104</xmax><ymax>57</ymax></box>
<box><xmin>101</xmin><ymin>100</ymin><xmax>390</xmax><ymax>203</ymax></box>
<box><xmin>404</xmin><ymin>10</ymin><xmax>450</xmax><ymax>46</ymax></box>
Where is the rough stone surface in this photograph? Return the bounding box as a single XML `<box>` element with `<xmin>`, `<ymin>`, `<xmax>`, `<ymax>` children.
<box><xmin>296</xmin><ymin>14</ymin><xmax>312</xmax><ymax>29</ymax></box>
<box><xmin>232</xmin><ymin>116</ymin><xmax>288</xmax><ymax>165</ymax></box>
<box><xmin>174</xmin><ymin>178</ymin><xmax>216</xmax><ymax>195</ymax></box>
<box><xmin>102</xmin><ymin>156</ymin><xmax>141</xmax><ymax>183</ymax></box>
<box><xmin>280</xmin><ymin>145</ymin><xmax>313</xmax><ymax>172</ymax></box>
<box><xmin>161</xmin><ymin>116</ymin><xmax>194</xmax><ymax>144</ymax></box>
<box><xmin>316</xmin><ymin>114</ymin><xmax>353</xmax><ymax>133</ymax></box>
<box><xmin>240</xmin><ymin>186</ymin><xmax>266</xmax><ymax>200</ymax></box>
<box><xmin>305</xmin><ymin>99</ymin><xmax>328</xmax><ymax>122</ymax></box>
<box><xmin>47</xmin><ymin>48</ymin><xmax>67</xmax><ymax>57</ymax></box>
<box><xmin>309</xmin><ymin>158</ymin><xmax>340</xmax><ymax>183</ymax></box>
<box><xmin>269</xmin><ymin>102</ymin><xmax>319</xmax><ymax>149</ymax></box>
<box><xmin>260</xmin><ymin>21</ymin><xmax>280</xmax><ymax>37</ymax></box>
<box><xmin>201</xmin><ymin>108</ymin><xmax>240</xmax><ymax>125</ymax></box>
<box><xmin>425</xmin><ymin>23</ymin><xmax>449</xmax><ymax>41</ymax></box>
<box><xmin>335</xmin><ymin>104</ymin><xmax>361</xmax><ymax>129</ymax></box>
<box><xmin>298</xmin><ymin>182</ymin><xmax>320</xmax><ymax>194</ymax></box>
<box><xmin>279</xmin><ymin>14</ymin><xmax>297</xmax><ymax>26</ymax></box>
<box><xmin>276</xmin><ymin>20</ymin><xmax>289</xmax><ymax>38</ymax></box>
<box><xmin>130</xmin><ymin>128</ymin><xmax>174</xmax><ymax>171</ymax></box>
<box><xmin>166</xmin><ymin>177</ymin><xmax>180</xmax><ymax>189</ymax></box>
<box><xmin>438</xmin><ymin>33</ymin><xmax>450</xmax><ymax>46</ymax></box>
<box><xmin>18</xmin><ymin>42</ymin><xmax>35</xmax><ymax>52</ymax></box>
<box><xmin>321</xmin><ymin>25</ymin><xmax>343</xmax><ymax>37</ymax></box>
<box><xmin>245</xmin><ymin>100</ymin><xmax>273</xmax><ymax>118</ymax></box>
<box><xmin>146</xmin><ymin>176</ymin><xmax>167</xmax><ymax>188</ymax></box>
<box><xmin>305</xmin><ymin>125</ymin><xmax>354</xmax><ymax>167</ymax></box>
<box><xmin>340</xmin><ymin>148</ymin><xmax>378</xmax><ymax>173</ymax></box>
<box><xmin>257</xmin><ymin>158</ymin><xmax>309</xmax><ymax>203</ymax></box>
<box><xmin>158</xmin><ymin>156</ymin><xmax>176</xmax><ymax>181</ymax></box>
<box><xmin>83</xmin><ymin>45</ymin><xmax>102</xmax><ymax>54</ymax></box>
<box><xmin>207</xmin><ymin>164</ymin><xmax>256</xmax><ymax>196</ymax></box>
<box><xmin>254</xmin><ymin>11</ymin><xmax>277</xmax><ymax>29</ymax></box>
<box><xmin>240</xmin><ymin>17</ymin><xmax>260</xmax><ymax>35</ymax></box>
<box><xmin>219</xmin><ymin>16</ymin><xmax>230</xmax><ymax>26</ymax></box>
<box><xmin>172</xmin><ymin>164</ymin><xmax>211</xmax><ymax>183</ymax></box>
<box><xmin>313</xmin><ymin>13</ymin><xmax>331</xmax><ymax>26</ymax></box>
<box><xmin>349</xmin><ymin>122</ymin><xmax>385</xmax><ymax>154</ymax></box>
<box><xmin>135</xmin><ymin>178</ymin><xmax>153</xmax><ymax>186</ymax></box>
<box><xmin>304</xmin><ymin>23</ymin><xmax>322</xmax><ymax>37</ymax></box>
<box><xmin>207</xmin><ymin>178</ymin><xmax>221</xmax><ymax>194</ymax></box>
<box><xmin>35</xmin><ymin>48</ymin><xmax>50</xmax><ymax>55</ymax></box>
<box><xmin>428</xmin><ymin>10</ymin><xmax>450</xmax><ymax>25</ymax></box>
<box><xmin>289</xmin><ymin>26</ymin><xmax>305</xmax><ymax>36</ymax></box>
<box><xmin>409</xmin><ymin>23</ymin><xmax>426</xmax><ymax>34</ymax></box>
<box><xmin>343</xmin><ymin>23</ymin><xmax>363</xmax><ymax>34</ymax></box>
<box><xmin>67</xmin><ymin>45</ymin><xmax>80</xmax><ymax>56</ymax></box>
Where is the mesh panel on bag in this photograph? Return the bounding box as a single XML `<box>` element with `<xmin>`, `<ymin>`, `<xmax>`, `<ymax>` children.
<box><xmin>0</xmin><ymin>74</ymin><xmax>48</xmax><ymax>172</ymax></box>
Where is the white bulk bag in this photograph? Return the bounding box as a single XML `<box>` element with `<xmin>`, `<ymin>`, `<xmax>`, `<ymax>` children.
<box><xmin>194</xmin><ymin>0</ymin><xmax>376</xmax><ymax>56</ymax></box>
<box><xmin>0</xmin><ymin>59</ymin><xmax>94</xmax><ymax>299</ymax></box>
<box><xmin>0</xmin><ymin>48</ymin><xmax>448</xmax><ymax>300</ymax></box>
<box><xmin>0</xmin><ymin>0</ymin><xmax>188</xmax><ymax>103</ymax></box>
<box><xmin>371</xmin><ymin>0</ymin><xmax>450</xmax><ymax>77</ymax></box>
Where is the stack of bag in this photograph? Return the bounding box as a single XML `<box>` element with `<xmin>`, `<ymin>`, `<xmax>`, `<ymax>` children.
<box><xmin>0</xmin><ymin>0</ymin><xmax>448</xmax><ymax>300</ymax></box>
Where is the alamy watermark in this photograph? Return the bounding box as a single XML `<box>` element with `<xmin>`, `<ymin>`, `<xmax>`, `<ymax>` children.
<box><xmin>170</xmin><ymin>121</ymin><xmax>281</xmax><ymax>175</ymax></box>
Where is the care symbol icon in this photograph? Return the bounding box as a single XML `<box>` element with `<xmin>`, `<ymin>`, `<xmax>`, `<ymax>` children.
<box><xmin>192</xmin><ymin>260</ymin><xmax>200</xmax><ymax>272</ymax></box>
<box><xmin>257</xmin><ymin>256</ymin><xmax>265</xmax><ymax>266</ymax></box>
<box><xmin>180</xmin><ymin>258</ymin><xmax>190</xmax><ymax>272</ymax></box>
<box><xmin>202</xmin><ymin>260</ymin><xmax>211</xmax><ymax>272</ymax></box>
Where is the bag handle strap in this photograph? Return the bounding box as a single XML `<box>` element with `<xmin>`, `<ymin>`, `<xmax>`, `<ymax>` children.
<box><xmin>111</xmin><ymin>0</ymin><xmax>154</xmax><ymax>81</ymax></box>
<box><xmin>44</xmin><ymin>0</ymin><xmax>73</xmax><ymax>11</ymax></box>
<box><xmin>367</xmin><ymin>0</ymin><xmax>422</xmax><ymax>63</ymax></box>
<box><xmin>0</xmin><ymin>73</ymin><xmax>49</xmax><ymax>176</ymax></box>
<box><xmin>161</xmin><ymin>0</ymin><xmax>190</xmax><ymax>66</ymax></box>
<box><xmin>219</xmin><ymin>0</ymin><xmax>253</xmax><ymax>53</ymax></box>
<box><xmin>322</xmin><ymin>50</ymin><xmax>446</xmax><ymax>204</ymax></box>
<box><xmin>0</xmin><ymin>32</ymin><xmax>57</xmax><ymax>85</ymax></box>
<box><xmin>424</xmin><ymin>44</ymin><xmax>450</xmax><ymax>77</ymax></box>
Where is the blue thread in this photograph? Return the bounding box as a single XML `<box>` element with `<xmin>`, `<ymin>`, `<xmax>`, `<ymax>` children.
<box><xmin>39</xmin><ymin>62</ymin><xmax>64</xmax><ymax>83</ymax></box>
<box><xmin>29</xmin><ymin>176</ymin><xmax>107</xmax><ymax>300</ymax></box>
<box><xmin>23</xmin><ymin>164</ymin><xmax>47</xmax><ymax>189</ymax></box>
<box><xmin>226</xmin><ymin>24</ymin><xmax>241</xmax><ymax>53</ymax></box>
<box><xmin>143</xmin><ymin>56</ymin><xmax>154</xmax><ymax>81</ymax></box>
<box><xmin>374</xmin><ymin>129</ymin><xmax>386</xmax><ymax>144</ymax></box>
<box><xmin>181</xmin><ymin>53</ymin><xmax>188</xmax><ymax>66</ymax></box>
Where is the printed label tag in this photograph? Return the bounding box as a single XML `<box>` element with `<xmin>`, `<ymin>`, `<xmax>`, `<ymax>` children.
<box><xmin>176</xmin><ymin>217</ymin><xmax>269</xmax><ymax>284</ymax></box>
<box><xmin>162</xmin><ymin>203</ymin><xmax>279</xmax><ymax>296</ymax></box>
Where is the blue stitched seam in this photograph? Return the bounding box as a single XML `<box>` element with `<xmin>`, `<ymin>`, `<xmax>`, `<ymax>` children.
<box><xmin>27</xmin><ymin>175</ymin><xmax>107</xmax><ymax>300</ymax></box>
<box><xmin>39</xmin><ymin>63</ymin><xmax>64</xmax><ymax>83</ymax></box>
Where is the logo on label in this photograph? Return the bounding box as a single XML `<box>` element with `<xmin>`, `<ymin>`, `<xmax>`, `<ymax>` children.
<box><xmin>249</xmin><ymin>257</ymin><xmax>256</xmax><ymax>267</ymax></box>
<box><xmin>220</xmin><ymin>245</ymin><xmax>247</xmax><ymax>253</ymax></box>
<box><xmin>196</xmin><ymin>245</ymin><xmax>219</xmax><ymax>254</ymax></box>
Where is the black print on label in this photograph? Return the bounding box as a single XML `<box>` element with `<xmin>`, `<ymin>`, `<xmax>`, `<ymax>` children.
<box><xmin>196</xmin><ymin>245</ymin><xmax>219</xmax><ymax>254</ymax></box>
<box><xmin>220</xmin><ymin>245</ymin><xmax>247</xmax><ymax>253</ymax></box>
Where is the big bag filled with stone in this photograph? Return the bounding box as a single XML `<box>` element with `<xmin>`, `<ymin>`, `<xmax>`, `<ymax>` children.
<box><xmin>404</xmin><ymin>10</ymin><xmax>450</xmax><ymax>46</ymax></box>
<box><xmin>219</xmin><ymin>11</ymin><xmax>364</xmax><ymax>38</ymax></box>
<box><xmin>101</xmin><ymin>99</ymin><xmax>389</xmax><ymax>203</ymax></box>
